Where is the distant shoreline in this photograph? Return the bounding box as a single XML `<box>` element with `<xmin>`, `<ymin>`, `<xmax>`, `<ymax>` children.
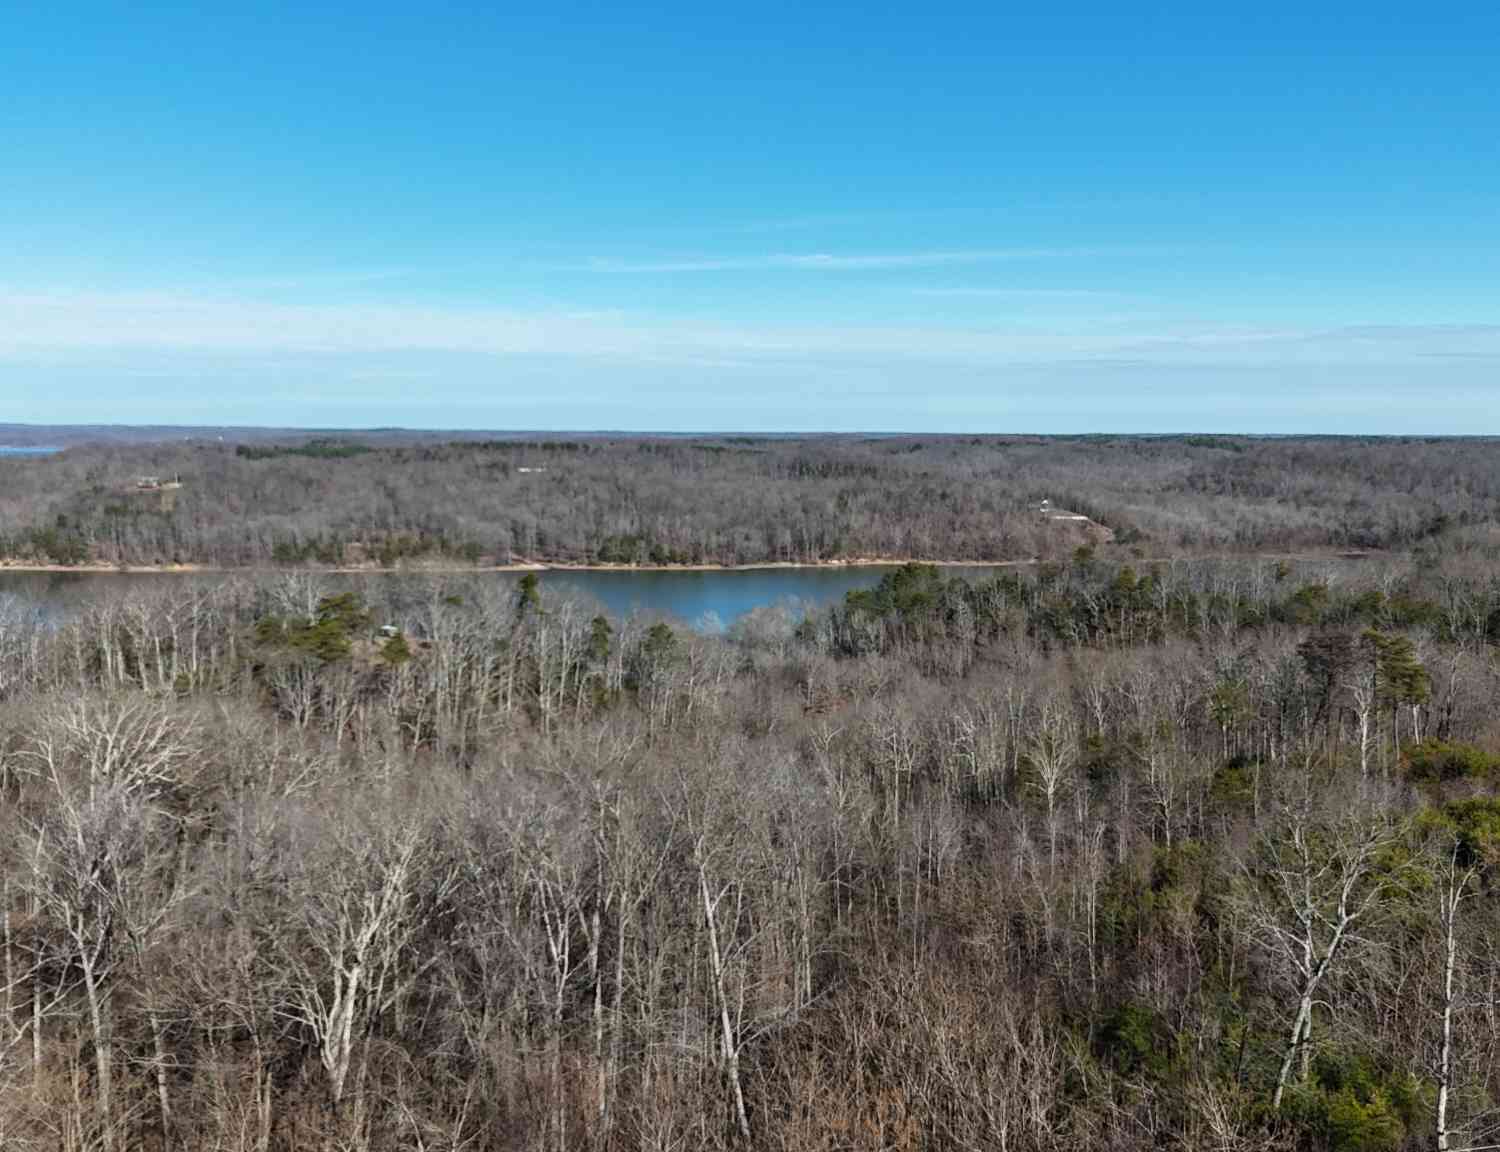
<box><xmin>0</xmin><ymin>557</ymin><xmax>1032</xmax><ymax>576</ymax></box>
<box><xmin>0</xmin><ymin>550</ymin><xmax>1376</xmax><ymax>576</ymax></box>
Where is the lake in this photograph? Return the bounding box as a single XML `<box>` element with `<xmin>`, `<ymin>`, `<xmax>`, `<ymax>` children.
<box><xmin>0</xmin><ymin>446</ymin><xmax>63</xmax><ymax>456</ymax></box>
<box><xmin>0</xmin><ymin>565</ymin><xmax>1007</xmax><ymax>630</ymax></box>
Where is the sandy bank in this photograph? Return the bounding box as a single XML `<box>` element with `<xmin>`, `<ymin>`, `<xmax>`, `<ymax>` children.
<box><xmin>0</xmin><ymin>556</ymin><xmax>1030</xmax><ymax>575</ymax></box>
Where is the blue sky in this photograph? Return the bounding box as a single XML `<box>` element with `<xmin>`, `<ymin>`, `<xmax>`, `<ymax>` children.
<box><xmin>3</xmin><ymin>2</ymin><xmax>1499</xmax><ymax>432</ymax></box>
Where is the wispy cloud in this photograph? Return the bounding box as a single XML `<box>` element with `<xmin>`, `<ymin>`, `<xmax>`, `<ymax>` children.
<box><xmin>555</xmin><ymin>248</ymin><xmax>1075</xmax><ymax>273</ymax></box>
<box><xmin>604</xmin><ymin>209</ymin><xmax>945</xmax><ymax>241</ymax></box>
<box><xmin>910</xmin><ymin>286</ymin><xmax>1133</xmax><ymax>300</ymax></box>
<box><xmin>2</xmin><ymin>285</ymin><xmax>1499</xmax><ymax>372</ymax></box>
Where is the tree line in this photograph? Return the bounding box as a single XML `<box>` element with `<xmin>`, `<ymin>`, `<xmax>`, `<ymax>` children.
<box><xmin>2</xmin><ymin>433</ymin><xmax>1496</xmax><ymax>568</ymax></box>
<box><xmin>4</xmin><ymin>546</ymin><xmax>1500</xmax><ymax>1149</ymax></box>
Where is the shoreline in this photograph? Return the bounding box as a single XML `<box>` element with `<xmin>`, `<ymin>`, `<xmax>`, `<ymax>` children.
<box><xmin>0</xmin><ymin>557</ymin><xmax>1034</xmax><ymax>576</ymax></box>
<box><xmin>0</xmin><ymin>550</ymin><xmax>1376</xmax><ymax>576</ymax></box>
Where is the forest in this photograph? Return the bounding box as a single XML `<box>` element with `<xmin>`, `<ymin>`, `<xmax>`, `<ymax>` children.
<box><xmin>5</xmin><ymin>535</ymin><xmax>1500</xmax><ymax>1150</ymax></box>
<box><xmin>0</xmin><ymin>433</ymin><xmax>1494</xmax><ymax>568</ymax></box>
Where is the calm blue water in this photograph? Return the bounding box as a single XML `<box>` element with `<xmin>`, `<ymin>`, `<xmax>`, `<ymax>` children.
<box><xmin>538</xmin><ymin>566</ymin><xmax>965</xmax><ymax>627</ymax></box>
<box><xmin>0</xmin><ymin>565</ymin><xmax>1002</xmax><ymax>629</ymax></box>
<box><xmin>0</xmin><ymin>446</ymin><xmax>62</xmax><ymax>456</ymax></box>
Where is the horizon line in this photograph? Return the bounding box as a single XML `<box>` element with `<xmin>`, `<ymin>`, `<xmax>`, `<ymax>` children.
<box><xmin>4</xmin><ymin>422</ymin><xmax>1500</xmax><ymax>442</ymax></box>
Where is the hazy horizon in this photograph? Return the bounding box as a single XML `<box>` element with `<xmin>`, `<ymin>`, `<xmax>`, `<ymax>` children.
<box><xmin>7</xmin><ymin>422</ymin><xmax>1500</xmax><ymax>443</ymax></box>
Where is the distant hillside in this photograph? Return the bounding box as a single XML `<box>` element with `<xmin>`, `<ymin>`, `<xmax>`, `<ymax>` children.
<box><xmin>0</xmin><ymin>432</ymin><xmax>1495</xmax><ymax>568</ymax></box>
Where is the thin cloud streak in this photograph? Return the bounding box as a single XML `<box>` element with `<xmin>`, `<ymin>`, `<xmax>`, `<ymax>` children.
<box><xmin>556</xmin><ymin>248</ymin><xmax>1079</xmax><ymax>273</ymax></box>
<box><xmin>910</xmin><ymin>286</ymin><xmax>1133</xmax><ymax>299</ymax></box>
<box><xmin>2</xmin><ymin>286</ymin><xmax>1498</xmax><ymax>370</ymax></box>
<box><xmin>606</xmin><ymin>209</ymin><xmax>944</xmax><ymax>240</ymax></box>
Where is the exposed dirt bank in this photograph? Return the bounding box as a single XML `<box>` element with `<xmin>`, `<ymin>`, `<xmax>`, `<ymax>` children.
<box><xmin>0</xmin><ymin>551</ymin><xmax>1378</xmax><ymax>576</ymax></box>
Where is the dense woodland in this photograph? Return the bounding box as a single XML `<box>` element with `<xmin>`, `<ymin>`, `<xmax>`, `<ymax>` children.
<box><xmin>1</xmin><ymin>434</ymin><xmax>1495</xmax><ymax>568</ymax></box>
<box><xmin>6</xmin><ymin>542</ymin><xmax>1500</xmax><ymax>1150</ymax></box>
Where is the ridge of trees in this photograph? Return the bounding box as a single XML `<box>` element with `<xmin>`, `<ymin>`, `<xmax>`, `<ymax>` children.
<box><xmin>2</xmin><ymin>434</ymin><xmax>1497</xmax><ymax>567</ymax></box>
